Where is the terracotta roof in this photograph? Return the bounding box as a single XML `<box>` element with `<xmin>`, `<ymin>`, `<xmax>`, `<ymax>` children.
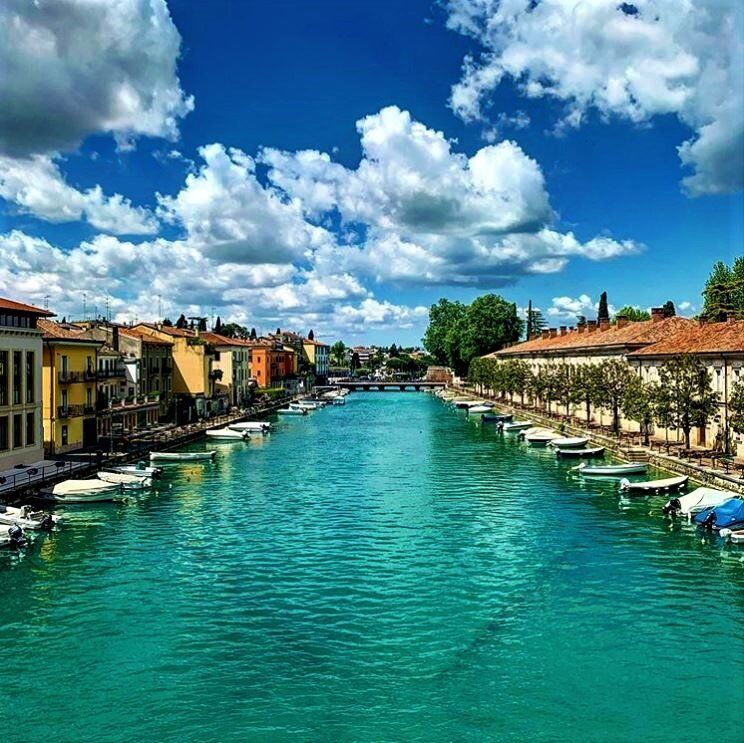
<box><xmin>629</xmin><ymin>320</ymin><xmax>744</xmax><ymax>357</ymax></box>
<box><xmin>38</xmin><ymin>319</ymin><xmax>103</xmax><ymax>344</ymax></box>
<box><xmin>303</xmin><ymin>339</ymin><xmax>329</xmax><ymax>348</ymax></box>
<box><xmin>0</xmin><ymin>297</ymin><xmax>55</xmax><ymax>316</ymax></box>
<box><xmin>134</xmin><ymin>323</ymin><xmax>198</xmax><ymax>339</ymax></box>
<box><xmin>493</xmin><ymin>316</ymin><xmax>695</xmax><ymax>357</ymax></box>
<box><xmin>200</xmin><ymin>331</ymin><xmax>255</xmax><ymax>347</ymax></box>
<box><xmin>119</xmin><ymin>327</ymin><xmax>174</xmax><ymax>346</ymax></box>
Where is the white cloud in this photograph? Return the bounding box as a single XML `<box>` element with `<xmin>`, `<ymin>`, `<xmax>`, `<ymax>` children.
<box><xmin>445</xmin><ymin>0</ymin><xmax>744</xmax><ymax>195</ymax></box>
<box><xmin>0</xmin><ymin>154</ymin><xmax>157</xmax><ymax>234</ymax></box>
<box><xmin>546</xmin><ymin>293</ymin><xmax>616</xmax><ymax>319</ymax></box>
<box><xmin>0</xmin><ymin>0</ymin><xmax>193</xmax><ymax>156</ymax></box>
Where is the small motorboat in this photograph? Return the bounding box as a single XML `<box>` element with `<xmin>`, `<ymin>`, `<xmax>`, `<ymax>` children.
<box><xmin>482</xmin><ymin>413</ymin><xmax>513</xmax><ymax>423</ymax></box>
<box><xmin>332</xmin><ymin>397</ymin><xmax>346</xmax><ymax>405</ymax></box>
<box><xmin>503</xmin><ymin>420</ymin><xmax>533</xmax><ymax>432</ymax></box>
<box><xmin>524</xmin><ymin>428</ymin><xmax>559</xmax><ymax>446</ymax></box>
<box><xmin>694</xmin><ymin>498</ymin><xmax>744</xmax><ymax>531</ymax></box>
<box><xmin>573</xmin><ymin>462</ymin><xmax>647</xmax><ymax>476</ymax></box>
<box><xmin>149</xmin><ymin>451</ymin><xmax>217</xmax><ymax>462</ymax></box>
<box><xmin>0</xmin><ymin>504</ymin><xmax>60</xmax><ymax>531</ymax></box>
<box><xmin>44</xmin><ymin>479</ymin><xmax>125</xmax><ymax>503</ymax></box>
<box><xmin>662</xmin><ymin>486</ymin><xmax>738</xmax><ymax>518</ymax></box>
<box><xmin>296</xmin><ymin>399</ymin><xmax>326</xmax><ymax>409</ymax></box>
<box><xmin>619</xmin><ymin>474</ymin><xmax>688</xmax><ymax>494</ymax></box>
<box><xmin>453</xmin><ymin>399</ymin><xmax>479</xmax><ymax>409</ymax></box>
<box><xmin>0</xmin><ymin>524</ymin><xmax>27</xmax><ymax>548</ymax></box>
<box><xmin>97</xmin><ymin>471</ymin><xmax>153</xmax><ymax>490</ymax></box>
<box><xmin>228</xmin><ymin>421</ymin><xmax>271</xmax><ymax>432</ymax></box>
<box><xmin>107</xmin><ymin>464</ymin><xmax>162</xmax><ymax>478</ymax></box>
<box><xmin>549</xmin><ymin>436</ymin><xmax>589</xmax><ymax>449</ymax></box>
<box><xmin>278</xmin><ymin>406</ymin><xmax>307</xmax><ymax>416</ymax></box>
<box><xmin>205</xmin><ymin>428</ymin><xmax>249</xmax><ymax>440</ymax></box>
<box><xmin>468</xmin><ymin>405</ymin><xmax>493</xmax><ymax>415</ymax></box>
<box><xmin>555</xmin><ymin>446</ymin><xmax>605</xmax><ymax>459</ymax></box>
<box><xmin>720</xmin><ymin>529</ymin><xmax>744</xmax><ymax>544</ymax></box>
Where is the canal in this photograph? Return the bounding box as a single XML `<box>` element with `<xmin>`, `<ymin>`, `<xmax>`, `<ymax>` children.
<box><xmin>1</xmin><ymin>392</ymin><xmax>742</xmax><ymax>741</ymax></box>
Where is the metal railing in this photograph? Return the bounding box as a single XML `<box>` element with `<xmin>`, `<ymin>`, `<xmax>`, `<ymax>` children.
<box><xmin>57</xmin><ymin>404</ymin><xmax>86</xmax><ymax>418</ymax></box>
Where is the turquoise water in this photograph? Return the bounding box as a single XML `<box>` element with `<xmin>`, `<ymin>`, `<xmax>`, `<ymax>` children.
<box><xmin>2</xmin><ymin>392</ymin><xmax>743</xmax><ymax>742</ymax></box>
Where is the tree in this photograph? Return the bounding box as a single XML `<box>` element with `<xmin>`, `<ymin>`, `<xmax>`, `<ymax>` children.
<box><xmin>350</xmin><ymin>352</ymin><xmax>361</xmax><ymax>372</ymax></box>
<box><xmin>658</xmin><ymin>355</ymin><xmax>719</xmax><ymax>449</ymax></box>
<box><xmin>220</xmin><ymin>322</ymin><xmax>249</xmax><ymax>339</ymax></box>
<box><xmin>594</xmin><ymin>359</ymin><xmax>635</xmax><ymax>434</ymax></box>
<box><xmin>423</xmin><ymin>298</ymin><xmax>467</xmax><ymax>369</ymax></box>
<box><xmin>214</xmin><ymin>316</ymin><xmax>222</xmax><ymax>333</ymax></box>
<box><xmin>598</xmin><ymin>291</ymin><xmax>609</xmax><ymax>322</ymax></box>
<box><xmin>458</xmin><ymin>295</ymin><xmax>523</xmax><ymax>371</ymax></box>
<box><xmin>197</xmin><ymin>317</ymin><xmax>207</xmax><ymax>332</ymax></box>
<box><xmin>615</xmin><ymin>306</ymin><xmax>650</xmax><ymax>322</ymax></box>
<box><xmin>651</xmin><ymin>382</ymin><xmax>675</xmax><ymax>446</ymax></box>
<box><xmin>308</xmin><ymin>329</ymin><xmax>314</xmax><ymax>340</ymax></box>
<box><xmin>276</xmin><ymin>327</ymin><xmax>281</xmax><ymax>335</ymax></box>
<box><xmin>730</xmin><ymin>378</ymin><xmax>744</xmax><ymax>435</ymax></box>
<box><xmin>250</xmin><ymin>327</ymin><xmax>257</xmax><ymax>340</ymax></box>
<box><xmin>331</xmin><ymin>341</ymin><xmax>347</xmax><ymax>366</ymax></box>
<box><xmin>389</xmin><ymin>343</ymin><xmax>399</xmax><ymax>358</ymax></box>
<box><xmin>702</xmin><ymin>260</ymin><xmax>735</xmax><ymax>321</ymax></box>
<box><xmin>661</xmin><ymin>301</ymin><xmax>676</xmax><ymax>317</ymax></box>
<box><xmin>162</xmin><ymin>317</ymin><xmax>173</xmax><ymax>327</ymax></box>
<box><xmin>622</xmin><ymin>375</ymin><xmax>656</xmax><ymax>445</ymax></box>
<box><xmin>175</xmin><ymin>313</ymin><xmax>188</xmax><ymax>329</ymax></box>
<box><xmin>525</xmin><ymin>301</ymin><xmax>547</xmax><ymax>339</ymax></box>
<box><xmin>573</xmin><ymin>363</ymin><xmax>602</xmax><ymax>425</ymax></box>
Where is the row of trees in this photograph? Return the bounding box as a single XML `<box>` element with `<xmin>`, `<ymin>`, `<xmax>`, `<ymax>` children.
<box><xmin>423</xmin><ymin>295</ymin><xmax>522</xmax><ymax>375</ymax></box>
<box><xmin>468</xmin><ymin>355</ymin><xmax>734</xmax><ymax>450</ymax></box>
<box><xmin>702</xmin><ymin>258</ymin><xmax>744</xmax><ymax>321</ymax></box>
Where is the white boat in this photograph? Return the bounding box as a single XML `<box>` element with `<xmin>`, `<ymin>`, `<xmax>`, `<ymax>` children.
<box><xmin>720</xmin><ymin>529</ymin><xmax>744</xmax><ymax>544</ymax></box>
<box><xmin>453</xmin><ymin>399</ymin><xmax>479</xmax><ymax>409</ymax></box>
<box><xmin>107</xmin><ymin>464</ymin><xmax>162</xmax><ymax>478</ymax></box>
<box><xmin>619</xmin><ymin>475</ymin><xmax>688</xmax><ymax>494</ymax></box>
<box><xmin>573</xmin><ymin>462</ymin><xmax>647</xmax><ymax>476</ymax></box>
<box><xmin>296</xmin><ymin>399</ymin><xmax>326</xmax><ymax>409</ymax></box>
<box><xmin>97</xmin><ymin>471</ymin><xmax>153</xmax><ymax>489</ymax></box>
<box><xmin>503</xmin><ymin>420</ymin><xmax>533</xmax><ymax>432</ymax></box>
<box><xmin>278</xmin><ymin>406</ymin><xmax>307</xmax><ymax>416</ymax></box>
<box><xmin>555</xmin><ymin>446</ymin><xmax>605</xmax><ymax>459</ymax></box>
<box><xmin>0</xmin><ymin>504</ymin><xmax>60</xmax><ymax>530</ymax></box>
<box><xmin>549</xmin><ymin>436</ymin><xmax>589</xmax><ymax>449</ymax></box>
<box><xmin>468</xmin><ymin>405</ymin><xmax>493</xmax><ymax>415</ymax></box>
<box><xmin>205</xmin><ymin>428</ymin><xmax>249</xmax><ymax>440</ymax></box>
<box><xmin>228</xmin><ymin>421</ymin><xmax>271</xmax><ymax>432</ymax></box>
<box><xmin>0</xmin><ymin>524</ymin><xmax>27</xmax><ymax>548</ymax></box>
<box><xmin>662</xmin><ymin>486</ymin><xmax>738</xmax><ymax>517</ymax></box>
<box><xmin>149</xmin><ymin>451</ymin><xmax>217</xmax><ymax>462</ymax></box>
<box><xmin>45</xmin><ymin>479</ymin><xmax>124</xmax><ymax>503</ymax></box>
<box><xmin>525</xmin><ymin>429</ymin><xmax>559</xmax><ymax>446</ymax></box>
<box><xmin>332</xmin><ymin>397</ymin><xmax>346</xmax><ymax>405</ymax></box>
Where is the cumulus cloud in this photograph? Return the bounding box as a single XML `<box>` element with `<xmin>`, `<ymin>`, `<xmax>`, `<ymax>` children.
<box><xmin>546</xmin><ymin>293</ymin><xmax>616</xmax><ymax>320</ymax></box>
<box><xmin>0</xmin><ymin>0</ymin><xmax>193</xmax><ymax>156</ymax></box>
<box><xmin>262</xmin><ymin>106</ymin><xmax>639</xmax><ymax>286</ymax></box>
<box><xmin>445</xmin><ymin>0</ymin><xmax>744</xmax><ymax>195</ymax></box>
<box><xmin>0</xmin><ymin>154</ymin><xmax>157</xmax><ymax>234</ymax></box>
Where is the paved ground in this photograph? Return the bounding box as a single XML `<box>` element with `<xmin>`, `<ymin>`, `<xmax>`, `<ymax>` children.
<box><xmin>0</xmin><ymin>458</ymin><xmax>91</xmax><ymax>497</ymax></box>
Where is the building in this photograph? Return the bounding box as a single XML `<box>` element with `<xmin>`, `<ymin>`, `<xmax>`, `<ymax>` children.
<box><xmin>133</xmin><ymin>324</ymin><xmax>219</xmax><ymax>422</ymax></box>
<box><xmin>201</xmin><ymin>332</ymin><xmax>253</xmax><ymax>407</ymax></box>
<box><xmin>39</xmin><ymin>319</ymin><xmax>103</xmax><ymax>454</ymax></box>
<box><xmin>0</xmin><ymin>298</ymin><xmax>53</xmax><ymax>469</ymax></box>
<box><xmin>249</xmin><ymin>340</ymin><xmax>297</xmax><ymax>389</ymax></box>
<box><xmin>118</xmin><ymin>326</ymin><xmax>174</xmax><ymax>417</ymax></box>
<box><xmin>302</xmin><ymin>338</ymin><xmax>330</xmax><ymax>383</ymax></box>
<box><xmin>629</xmin><ymin>317</ymin><xmax>744</xmax><ymax>456</ymax></box>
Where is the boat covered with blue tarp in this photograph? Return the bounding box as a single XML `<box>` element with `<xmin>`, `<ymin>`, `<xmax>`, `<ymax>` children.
<box><xmin>694</xmin><ymin>498</ymin><xmax>744</xmax><ymax>531</ymax></box>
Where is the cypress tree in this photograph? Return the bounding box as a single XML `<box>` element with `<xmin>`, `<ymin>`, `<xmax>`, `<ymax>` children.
<box><xmin>598</xmin><ymin>292</ymin><xmax>609</xmax><ymax>322</ymax></box>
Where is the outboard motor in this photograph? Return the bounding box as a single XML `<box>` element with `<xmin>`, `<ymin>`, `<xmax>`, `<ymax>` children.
<box><xmin>700</xmin><ymin>510</ymin><xmax>717</xmax><ymax>531</ymax></box>
<box><xmin>7</xmin><ymin>525</ymin><xmax>26</xmax><ymax>547</ymax></box>
<box><xmin>663</xmin><ymin>498</ymin><xmax>681</xmax><ymax>518</ymax></box>
<box><xmin>40</xmin><ymin>514</ymin><xmax>55</xmax><ymax>532</ymax></box>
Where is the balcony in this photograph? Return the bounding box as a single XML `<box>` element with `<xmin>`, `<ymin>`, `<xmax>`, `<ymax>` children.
<box><xmin>58</xmin><ymin>371</ymin><xmax>81</xmax><ymax>383</ymax></box>
<box><xmin>57</xmin><ymin>404</ymin><xmax>85</xmax><ymax>418</ymax></box>
<box><xmin>98</xmin><ymin>365</ymin><xmax>126</xmax><ymax>380</ymax></box>
<box><xmin>107</xmin><ymin>394</ymin><xmax>161</xmax><ymax>411</ymax></box>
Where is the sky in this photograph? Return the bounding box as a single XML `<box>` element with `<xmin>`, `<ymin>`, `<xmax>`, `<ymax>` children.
<box><xmin>0</xmin><ymin>0</ymin><xmax>742</xmax><ymax>345</ymax></box>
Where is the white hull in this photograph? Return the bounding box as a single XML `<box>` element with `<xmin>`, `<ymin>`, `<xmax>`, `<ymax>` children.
<box><xmin>228</xmin><ymin>421</ymin><xmax>271</xmax><ymax>432</ymax></box>
<box><xmin>206</xmin><ymin>428</ymin><xmax>249</xmax><ymax>440</ymax></box>
<box><xmin>550</xmin><ymin>437</ymin><xmax>589</xmax><ymax>449</ymax></box>
<box><xmin>468</xmin><ymin>405</ymin><xmax>493</xmax><ymax>415</ymax></box>
<box><xmin>664</xmin><ymin>486</ymin><xmax>738</xmax><ymax>516</ymax></box>
<box><xmin>620</xmin><ymin>475</ymin><xmax>688</xmax><ymax>493</ymax></box>
<box><xmin>503</xmin><ymin>421</ymin><xmax>533</xmax><ymax>432</ymax></box>
<box><xmin>46</xmin><ymin>479</ymin><xmax>124</xmax><ymax>502</ymax></box>
<box><xmin>97</xmin><ymin>471</ymin><xmax>153</xmax><ymax>489</ymax></box>
<box><xmin>575</xmin><ymin>462</ymin><xmax>647</xmax><ymax>476</ymax></box>
<box><xmin>150</xmin><ymin>451</ymin><xmax>217</xmax><ymax>462</ymax></box>
<box><xmin>0</xmin><ymin>505</ymin><xmax>60</xmax><ymax>530</ymax></box>
<box><xmin>278</xmin><ymin>407</ymin><xmax>306</xmax><ymax>415</ymax></box>
<box><xmin>107</xmin><ymin>465</ymin><xmax>162</xmax><ymax>478</ymax></box>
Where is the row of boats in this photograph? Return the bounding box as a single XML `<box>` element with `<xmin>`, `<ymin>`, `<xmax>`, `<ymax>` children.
<box><xmin>434</xmin><ymin>389</ymin><xmax>744</xmax><ymax>543</ymax></box>
<box><xmin>0</xmin><ymin>390</ymin><xmax>350</xmax><ymax>548</ymax></box>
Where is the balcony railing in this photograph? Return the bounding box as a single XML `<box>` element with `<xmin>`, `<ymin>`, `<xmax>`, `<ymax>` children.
<box><xmin>107</xmin><ymin>394</ymin><xmax>161</xmax><ymax>410</ymax></box>
<box><xmin>98</xmin><ymin>365</ymin><xmax>126</xmax><ymax>379</ymax></box>
<box><xmin>57</xmin><ymin>404</ymin><xmax>85</xmax><ymax>418</ymax></box>
<box><xmin>58</xmin><ymin>369</ymin><xmax>97</xmax><ymax>383</ymax></box>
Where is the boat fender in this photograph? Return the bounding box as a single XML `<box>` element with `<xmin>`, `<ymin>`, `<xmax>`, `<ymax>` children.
<box><xmin>700</xmin><ymin>510</ymin><xmax>717</xmax><ymax>530</ymax></box>
<box><xmin>8</xmin><ymin>525</ymin><xmax>25</xmax><ymax>546</ymax></box>
<box><xmin>40</xmin><ymin>514</ymin><xmax>54</xmax><ymax>531</ymax></box>
<box><xmin>619</xmin><ymin>478</ymin><xmax>630</xmax><ymax>491</ymax></box>
<box><xmin>720</xmin><ymin>528</ymin><xmax>732</xmax><ymax>541</ymax></box>
<box><xmin>662</xmin><ymin>498</ymin><xmax>681</xmax><ymax>517</ymax></box>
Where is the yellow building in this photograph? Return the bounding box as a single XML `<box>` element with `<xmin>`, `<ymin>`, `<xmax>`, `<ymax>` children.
<box><xmin>134</xmin><ymin>324</ymin><xmax>217</xmax><ymax>420</ymax></box>
<box><xmin>39</xmin><ymin>319</ymin><xmax>102</xmax><ymax>454</ymax></box>
<box><xmin>0</xmin><ymin>298</ymin><xmax>53</xmax><ymax>469</ymax></box>
<box><xmin>201</xmin><ymin>332</ymin><xmax>253</xmax><ymax>406</ymax></box>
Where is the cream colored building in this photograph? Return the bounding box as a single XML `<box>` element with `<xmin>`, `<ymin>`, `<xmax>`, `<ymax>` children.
<box><xmin>0</xmin><ymin>298</ymin><xmax>52</xmax><ymax>469</ymax></box>
<box><xmin>201</xmin><ymin>332</ymin><xmax>252</xmax><ymax>407</ymax></box>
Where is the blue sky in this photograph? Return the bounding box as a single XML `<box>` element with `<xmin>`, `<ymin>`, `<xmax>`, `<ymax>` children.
<box><xmin>0</xmin><ymin>0</ymin><xmax>741</xmax><ymax>344</ymax></box>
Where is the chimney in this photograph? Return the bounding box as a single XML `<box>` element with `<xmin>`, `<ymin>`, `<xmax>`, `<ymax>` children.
<box><xmin>541</xmin><ymin>330</ymin><xmax>550</xmax><ymax>339</ymax></box>
<box><xmin>577</xmin><ymin>325</ymin><xmax>585</xmax><ymax>334</ymax></box>
<box><xmin>549</xmin><ymin>328</ymin><xmax>558</xmax><ymax>338</ymax></box>
<box><xmin>726</xmin><ymin>311</ymin><xmax>737</xmax><ymax>323</ymax></box>
<box><xmin>616</xmin><ymin>314</ymin><xmax>629</xmax><ymax>329</ymax></box>
<box><xmin>651</xmin><ymin>307</ymin><xmax>664</xmax><ymax>323</ymax></box>
<box><xmin>587</xmin><ymin>320</ymin><xmax>598</xmax><ymax>332</ymax></box>
<box><xmin>599</xmin><ymin>318</ymin><xmax>610</xmax><ymax>331</ymax></box>
<box><xmin>559</xmin><ymin>326</ymin><xmax>567</xmax><ymax>336</ymax></box>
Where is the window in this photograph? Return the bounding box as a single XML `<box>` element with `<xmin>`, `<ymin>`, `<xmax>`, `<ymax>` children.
<box><xmin>13</xmin><ymin>413</ymin><xmax>22</xmax><ymax>448</ymax></box>
<box><xmin>61</xmin><ymin>355</ymin><xmax>68</xmax><ymax>376</ymax></box>
<box><xmin>86</xmin><ymin>388</ymin><xmax>93</xmax><ymax>407</ymax></box>
<box><xmin>61</xmin><ymin>425</ymin><xmax>68</xmax><ymax>447</ymax></box>
<box><xmin>12</xmin><ymin>351</ymin><xmax>22</xmax><ymax>404</ymax></box>
<box><xmin>61</xmin><ymin>390</ymin><xmax>68</xmax><ymax>409</ymax></box>
<box><xmin>0</xmin><ymin>416</ymin><xmax>7</xmax><ymax>450</ymax></box>
<box><xmin>25</xmin><ymin>351</ymin><xmax>35</xmax><ymax>403</ymax></box>
<box><xmin>0</xmin><ymin>351</ymin><xmax>7</xmax><ymax>406</ymax></box>
<box><xmin>26</xmin><ymin>412</ymin><xmax>35</xmax><ymax>446</ymax></box>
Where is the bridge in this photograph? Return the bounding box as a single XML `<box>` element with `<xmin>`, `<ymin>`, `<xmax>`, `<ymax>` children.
<box><xmin>331</xmin><ymin>381</ymin><xmax>447</xmax><ymax>392</ymax></box>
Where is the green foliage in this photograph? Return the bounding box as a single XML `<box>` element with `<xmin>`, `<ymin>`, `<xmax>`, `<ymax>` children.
<box><xmin>175</xmin><ymin>313</ymin><xmax>188</xmax><ymax>329</ymax></box>
<box><xmin>330</xmin><ymin>341</ymin><xmax>347</xmax><ymax>366</ymax></box>
<box><xmin>350</xmin><ymin>351</ymin><xmax>361</xmax><ymax>371</ymax></box>
<box><xmin>220</xmin><ymin>322</ymin><xmax>249</xmax><ymax>339</ymax></box>
<box><xmin>701</xmin><ymin>259</ymin><xmax>742</xmax><ymax>321</ymax></box>
<box><xmin>661</xmin><ymin>300</ymin><xmax>676</xmax><ymax>317</ymax></box>
<box><xmin>615</xmin><ymin>306</ymin><xmax>650</xmax><ymax>322</ymax></box>
<box><xmin>308</xmin><ymin>329</ymin><xmax>314</xmax><ymax>340</ymax></box>
<box><xmin>598</xmin><ymin>291</ymin><xmax>609</xmax><ymax>322</ymax></box>
<box><xmin>730</xmin><ymin>378</ymin><xmax>744</xmax><ymax>435</ymax></box>
<box><xmin>162</xmin><ymin>317</ymin><xmax>173</xmax><ymax>327</ymax></box>
<box><xmin>593</xmin><ymin>359</ymin><xmax>635</xmax><ymax>433</ymax></box>
<box><xmin>622</xmin><ymin>375</ymin><xmax>656</xmax><ymax>444</ymax></box>
<box><xmin>423</xmin><ymin>298</ymin><xmax>467</xmax><ymax>369</ymax></box>
<box><xmin>658</xmin><ymin>355</ymin><xmax>719</xmax><ymax>448</ymax></box>
<box><xmin>525</xmin><ymin>305</ymin><xmax>547</xmax><ymax>339</ymax></box>
<box><xmin>214</xmin><ymin>316</ymin><xmax>222</xmax><ymax>333</ymax></box>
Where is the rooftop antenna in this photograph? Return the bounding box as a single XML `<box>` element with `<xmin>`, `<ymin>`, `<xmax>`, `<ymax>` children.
<box><xmin>82</xmin><ymin>292</ymin><xmax>87</xmax><ymax>322</ymax></box>
<box><xmin>43</xmin><ymin>295</ymin><xmax>49</xmax><ymax>311</ymax></box>
<box><xmin>157</xmin><ymin>295</ymin><xmax>162</xmax><ymax>321</ymax></box>
<box><xmin>105</xmin><ymin>296</ymin><xmax>111</xmax><ymax>323</ymax></box>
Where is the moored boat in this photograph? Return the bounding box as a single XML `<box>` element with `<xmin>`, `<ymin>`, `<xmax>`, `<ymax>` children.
<box><xmin>720</xmin><ymin>529</ymin><xmax>744</xmax><ymax>544</ymax></box>
<box><xmin>694</xmin><ymin>498</ymin><xmax>744</xmax><ymax>531</ymax></box>
<box><xmin>502</xmin><ymin>420</ymin><xmax>533</xmax><ymax>432</ymax></box>
<box><xmin>549</xmin><ymin>436</ymin><xmax>589</xmax><ymax>449</ymax></box>
<box><xmin>619</xmin><ymin>474</ymin><xmax>688</xmax><ymax>494</ymax></box>
<box><xmin>278</xmin><ymin>406</ymin><xmax>307</xmax><ymax>416</ymax></box>
<box><xmin>573</xmin><ymin>462</ymin><xmax>647</xmax><ymax>476</ymax></box>
<box><xmin>555</xmin><ymin>446</ymin><xmax>605</xmax><ymax>458</ymax></box>
<box><xmin>467</xmin><ymin>405</ymin><xmax>493</xmax><ymax>415</ymax></box>
<box><xmin>0</xmin><ymin>504</ymin><xmax>60</xmax><ymax>530</ymax></box>
<box><xmin>149</xmin><ymin>451</ymin><xmax>217</xmax><ymax>462</ymax></box>
<box><xmin>97</xmin><ymin>471</ymin><xmax>153</xmax><ymax>489</ymax></box>
<box><xmin>524</xmin><ymin>428</ymin><xmax>559</xmax><ymax>446</ymax></box>
<box><xmin>0</xmin><ymin>524</ymin><xmax>27</xmax><ymax>548</ymax></box>
<box><xmin>107</xmin><ymin>464</ymin><xmax>162</xmax><ymax>478</ymax></box>
<box><xmin>662</xmin><ymin>486</ymin><xmax>738</xmax><ymax>518</ymax></box>
<box><xmin>206</xmin><ymin>427</ymin><xmax>249</xmax><ymax>440</ymax></box>
<box><xmin>44</xmin><ymin>479</ymin><xmax>125</xmax><ymax>502</ymax></box>
<box><xmin>228</xmin><ymin>421</ymin><xmax>271</xmax><ymax>432</ymax></box>
<box><xmin>482</xmin><ymin>413</ymin><xmax>513</xmax><ymax>423</ymax></box>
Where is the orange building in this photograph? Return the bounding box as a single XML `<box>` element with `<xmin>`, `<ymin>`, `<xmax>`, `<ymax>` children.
<box><xmin>248</xmin><ymin>341</ymin><xmax>296</xmax><ymax>388</ymax></box>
